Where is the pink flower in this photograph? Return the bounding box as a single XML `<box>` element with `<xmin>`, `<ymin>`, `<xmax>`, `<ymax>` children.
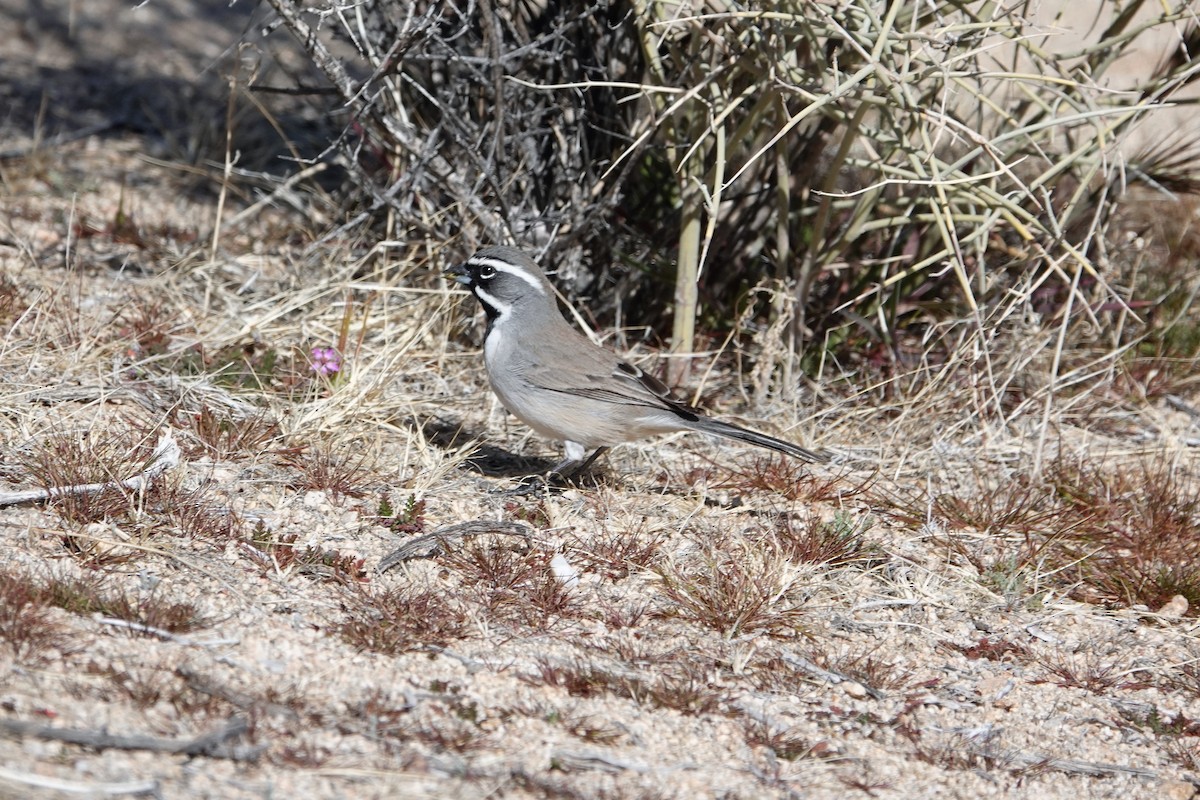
<box><xmin>310</xmin><ymin>346</ymin><xmax>341</xmax><ymax>376</ymax></box>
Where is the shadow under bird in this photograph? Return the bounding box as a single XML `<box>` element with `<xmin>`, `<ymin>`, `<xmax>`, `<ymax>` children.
<box><xmin>446</xmin><ymin>245</ymin><xmax>828</xmax><ymax>482</ymax></box>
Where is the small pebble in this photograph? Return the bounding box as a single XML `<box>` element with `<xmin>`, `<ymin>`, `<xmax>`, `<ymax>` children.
<box><xmin>841</xmin><ymin>680</ymin><xmax>868</xmax><ymax>699</ymax></box>
<box><xmin>1157</xmin><ymin>594</ymin><xmax>1189</xmax><ymax>619</ymax></box>
<box><xmin>1160</xmin><ymin>779</ymin><xmax>1196</xmax><ymax>800</ymax></box>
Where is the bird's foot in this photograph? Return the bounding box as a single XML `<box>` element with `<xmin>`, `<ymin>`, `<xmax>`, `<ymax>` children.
<box><xmin>489</xmin><ymin>447</ymin><xmax>610</xmax><ymax>496</ymax></box>
<box><xmin>494</xmin><ymin>475</ymin><xmax>561</xmax><ymax>497</ymax></box>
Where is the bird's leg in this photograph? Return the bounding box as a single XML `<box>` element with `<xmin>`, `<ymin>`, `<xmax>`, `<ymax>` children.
<box><xmin>499</xmin><ymin>444</ymin><xmax>609</xmax><ymax>496</ymax></box>
<box><xmin>548</xmin><ymin>442</ymin><xmax>607</xmax><ymax>482</ymax></box>
<box><xmin>573</xmin><ymin>446</ymin><xmax>609</xmax><ymax>475</ymax></box>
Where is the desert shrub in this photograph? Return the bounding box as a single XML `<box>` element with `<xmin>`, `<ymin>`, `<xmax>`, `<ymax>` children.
<box><xmin>260</xmin><ymin>1</ymin><xmax>1200</xmax><ymax>403</ymax></box>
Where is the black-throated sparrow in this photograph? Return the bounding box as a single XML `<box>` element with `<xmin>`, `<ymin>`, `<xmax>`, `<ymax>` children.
<box><xmin>446</xmin><ymin>246</ymin><xmax>827</xmax><ymax>480</ymax></box>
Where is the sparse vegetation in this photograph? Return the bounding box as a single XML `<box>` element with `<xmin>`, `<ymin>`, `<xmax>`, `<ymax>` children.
<box><xmin>566</xmin><ymin>522</ymin><xmax>665</xmax><ymax>581</ymax></box>
<box><xmin>283</xmin><ymin>444</ymin><xmax>378</xmax><ymax>501</ymax></box>
<box><xmin>374</xmin><ymin>492</ymin><xmax>426</xmax><ymax>534</ymax></box>
<box><xmin>885</xmin><ymin>455</ymin><xmax>1200</xmax><ymax>611</ymax></box>
<box><xmin>35</xmin><ymin>572</ymin><xmax>207</xmax><ymax>633</ymax></box>
<box><xmin>338</xmin><ymin>584</ymin><xmax>470</xmax><ymax>654</ymax></box>
<box><xmin>0</xmin><ymin>569</ymin><xmax>75</xmax><ymax>665</ymax></box>
<box><xmin>0</xmin><ymin>565</ymin><xmax>206</xmax><ymax>666</ymax></box>
<box><xmin>532</xmin><ymin>657</ymin><xmax>726</xmax><ymax>716</ymax></box>
<box><xmin>655</xmin><ymin>535</ymin><xmax>809</xmax><ymax>637</ymax></box>
<box><xmin>773</xmin><ymin>511</ymin><xmax>882</xmax><ymax>568</ymax></box>
<box><xmin>2</xmin><ymin>1</ymin><xmax>1200</xmax><ymax>798</ymax></box>
<box><xmin>15</xmin><ymin>425</ymin><xmax>160</xmax><ymax>528</ymax></box>
<box><xmin>174</xmin><ymin>407</ymin><xmax>282</xmax><ymax>461</ymax></box>
<box><xmin>742</xmin><ymin>718</ymin><xmax>831</xmax><ymax>763</ymax></box>
<box><xmin>248</xmin><ymin>524</ymin><xmax>368</xmax><ymax>584</ymax></box>
<box><xmin>442</xmin><ymin>541</ymin><xmax>580</xmax><ymax>631</ymax></box>
<box><xmin>717</xmin><ymin>455</ymin><xmax>866</xmax><ymax>504</ymax></box>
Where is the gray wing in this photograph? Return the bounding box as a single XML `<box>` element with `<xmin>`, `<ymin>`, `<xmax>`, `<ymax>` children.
<box><xmin>538</xmin><ymin>359</ymin><xmax>699</xmax><ymax>420</ymax></box>
<box><xmin>520</xmin><ymin>330</ymin><xmax>699</xmax><ymax>419</ymax></box>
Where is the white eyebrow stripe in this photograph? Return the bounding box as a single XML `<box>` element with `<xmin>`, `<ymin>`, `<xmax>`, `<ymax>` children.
<box><xmin>467</xmin><ymin>256</ymin><xmax>547</xmax><ymax>296</ymax></box>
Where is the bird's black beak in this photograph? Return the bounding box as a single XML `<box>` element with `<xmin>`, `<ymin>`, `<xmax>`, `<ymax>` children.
<box><xmin>444</xmin><ymin>262</ymin><xmax>472</xmax><ymax>286</ymax></box>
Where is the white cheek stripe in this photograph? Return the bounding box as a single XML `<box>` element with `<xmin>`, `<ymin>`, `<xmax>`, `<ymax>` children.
<box><xmin>467</xmin><ymin>256</ymin><xmax>547</xmax><ymax>296</ymax></box>
<box><xmin>474</xmin><ymin>285</ymin><xmax>512</xmax><ymax>321</ymax></box>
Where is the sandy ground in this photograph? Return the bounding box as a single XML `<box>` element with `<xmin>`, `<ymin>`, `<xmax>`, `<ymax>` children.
<box><xmin>1</xmin><ymin>2</ymin><xmax>1199</xmax><ymax>799</ymax></box>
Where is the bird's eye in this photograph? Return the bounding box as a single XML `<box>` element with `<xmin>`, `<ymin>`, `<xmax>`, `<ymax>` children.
<box><xmin>478</xmin><ymin>265</ymin><xmax>495</xmax><ymax>279</ymax></box>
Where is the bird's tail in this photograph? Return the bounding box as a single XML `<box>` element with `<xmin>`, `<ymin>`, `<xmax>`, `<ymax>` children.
<box><xmin>691</xmin><ymin>417</ymin><xmax>829</xmax><ymax>464</ymax></box>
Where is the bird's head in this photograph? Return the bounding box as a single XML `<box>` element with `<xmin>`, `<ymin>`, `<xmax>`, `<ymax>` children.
<box><xmin>446</xmin><ymin>246</ymin><xmax>556</xmax><ymax>322</ymax></box>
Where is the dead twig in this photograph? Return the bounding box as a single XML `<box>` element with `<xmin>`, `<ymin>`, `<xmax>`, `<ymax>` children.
<box><xmin>547</xmin><ymin>749</ymin><xmax>657</xmax><ymax>774</ymax></box>
<box><xmin>0</xmin><ymin>765</ymin><xmax>158</xmax><ymax>797</ymax></box>
<box><xmin>0</xmin><ymin>429</ymin><xmax>181</xmax><ymax>508</ymax></box>
<box><xmin>94</xmin><ymin>616</ymin><xmax>238</xmax><ymax>648</ymax></box>
<box><xmin>974</xmin><ymin>744</ymin><xmax>1162</xmax><ymax>780</ymax></box>
<box><xmin>176</xmin><ymin>665</ymin><xmax>301</xmax><ymax>720</ymax></box>
<box><xmin>0</xmin><ymin>715</ymin><xmax>262</xmax><ymax>761</ymax></box>
<box><xmin>1166</xmin><ymin>394</ymin><xmax>1200</xmax><ymax>422</ymax></box>
<box><xmin>779</xmin><ymin>650</ymin><xmax>885</xmax><ymax>700</ymax></box>
<box><xmin>377</xmin><ymin>519</ymin><xmax>534</xmax><ymax>572</ymax></box>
